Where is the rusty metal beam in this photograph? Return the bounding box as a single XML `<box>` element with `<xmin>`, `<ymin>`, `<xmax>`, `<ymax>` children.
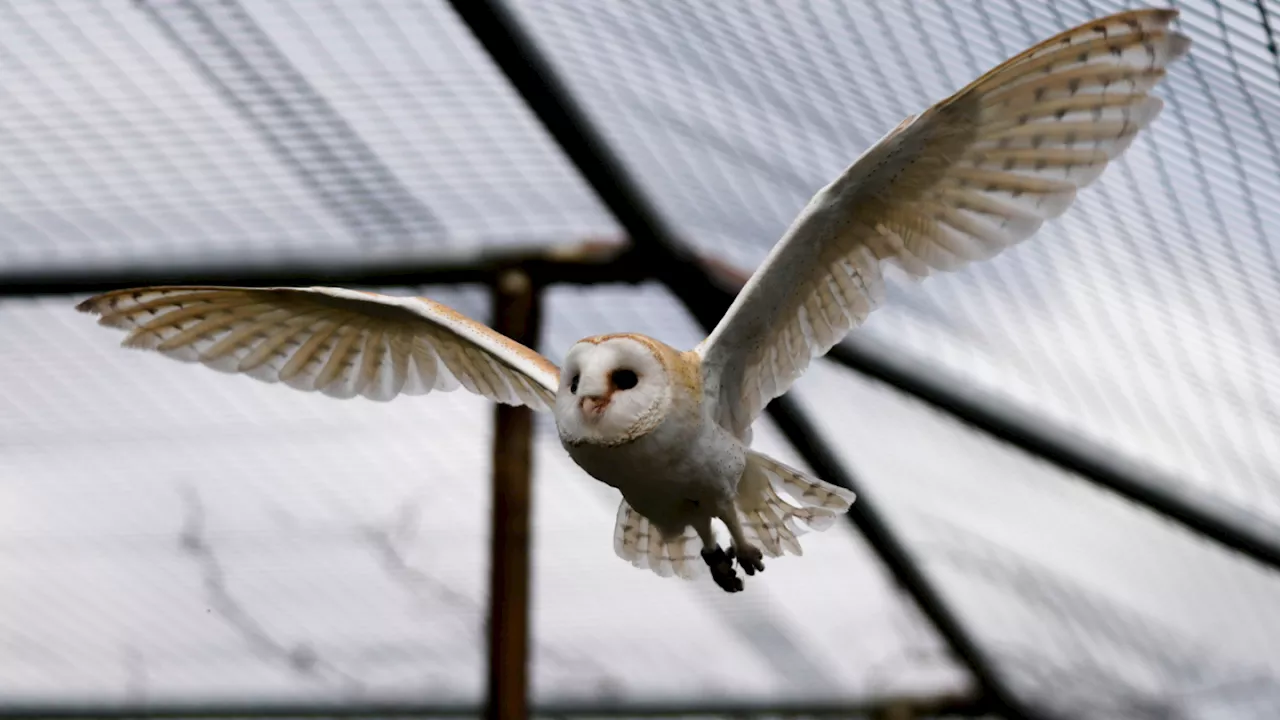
<box><xmin>0</xmin><ymin>240</ymin><xmax>639</xmax><ymax>298</ymax></box>
<box><xmin>486</xmin><ymin>269</ymin><xmax>541</xmax><ymax>720</ymax></box>
<box><xmin>0</xmin><ymin>691</ymin><xmax>986</xmax><ymax>718</ymax></box>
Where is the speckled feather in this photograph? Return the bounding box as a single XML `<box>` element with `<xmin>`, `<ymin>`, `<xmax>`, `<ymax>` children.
<box><xmin>76</xmin><ymin>286</ymin><xmax>559</xmax><ymax>410</ymax></box>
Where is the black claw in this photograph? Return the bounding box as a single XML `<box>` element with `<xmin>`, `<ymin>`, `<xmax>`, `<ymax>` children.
<box><xmin>713</xmin><ymin>571</ymin><xmax>744</xmax><ymax>593</ymax></box>
<box><xmin>702</xmin><ymin>545</ymin><xmax>743</xmax><ymax>593</ymax></box>
<box><xmin>731</xmin><ymin>544</ymin><xmax>765</xmax><ymax>576</ymax></box>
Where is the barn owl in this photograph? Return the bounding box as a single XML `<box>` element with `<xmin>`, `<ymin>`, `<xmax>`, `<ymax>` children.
<box><xmin>77</xmin><ymin>9</ymin><xmax>1189</xmax><ymax>592</ymax></box>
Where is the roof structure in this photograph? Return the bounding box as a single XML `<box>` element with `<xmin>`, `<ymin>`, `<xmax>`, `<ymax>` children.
<box><xmin>2</xmin><ymin>1</ymin><xmax>1278</xmax><ymax>719</ymax></box>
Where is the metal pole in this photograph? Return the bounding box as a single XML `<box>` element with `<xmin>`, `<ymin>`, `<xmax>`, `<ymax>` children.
<box><xmin>763</xmin><ymin>394</ymin><xmax>1018</xmax><ymax>720</ymax></box>
<box><xmin>826</xmin><ymin>339</ymin><xmax>1280</xmax><ymax>569</ymax></box>
<box><xmin>486</xmin><ymin>268</ymin><xmax>540</xmax><ymax>720</ymax></box>
<box><xmin>0</xmin><ymin>241</ymin><xmax>638</xmax><ymax>298</ymax></box>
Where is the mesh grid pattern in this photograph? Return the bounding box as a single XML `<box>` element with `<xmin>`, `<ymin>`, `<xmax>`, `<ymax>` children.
<box><xmin>0</xmin><ymin>0</ymin><xmax>614</xmax><ymax>275</ymax></box>
<box><xmin>795</xmin><ymin>360</ymin><xmax>1280</xmax><ymax>718</ymax></box>
<box><xmin>512</xmin><ymin>0</ymin><xmax>1280</xmax><ymax>529</ymax></box>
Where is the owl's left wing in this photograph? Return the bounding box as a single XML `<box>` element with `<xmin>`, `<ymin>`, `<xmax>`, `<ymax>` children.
<box><xmin>696</xmin><ymin>8</ymin><xmax>1189</xmax><ymax>439</ymax></box>
<box><xmin>77</xmin><ymin>285</ymin><xmax>560</xmax><ymax>410</ymax></box>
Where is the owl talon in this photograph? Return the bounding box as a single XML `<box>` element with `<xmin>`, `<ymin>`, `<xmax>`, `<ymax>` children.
<box><xmin>734</xmin><ymin>544</ymin><xmax>765</xmax><ymax>576</ymax></box>
<box><xmin>701</xmin><ymin>546</ymin><xmax>743</xmax><ymax>593</ymax></box>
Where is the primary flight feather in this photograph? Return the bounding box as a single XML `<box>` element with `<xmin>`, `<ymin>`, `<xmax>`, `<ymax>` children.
<box><xmin>78</xmin><ymin>9</ymin><xmax>1189</xmax><ymax>592</ymax></box>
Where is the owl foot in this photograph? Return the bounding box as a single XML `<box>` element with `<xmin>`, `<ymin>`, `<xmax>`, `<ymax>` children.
<box><xmin>701</xmin><ymin>545</ymin><xmax>743</xmax><ymax>593</ymax></box>
<box><xmin>730</xmin><ymin>543</ymin><xmax>765</xmax><ymax>576</ymax></box>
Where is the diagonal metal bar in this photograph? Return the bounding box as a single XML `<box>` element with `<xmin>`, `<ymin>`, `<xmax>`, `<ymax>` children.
<box><xmin>442</xmin><ymin>1</ymin><xmax>1044</xmax><ymax>718</ymax></box>
<box><xmin>826</xmin><ymin>338</ymin><xmax>1280</xmax><ymax>570</ymax></box>
<box><xmin>761</xmin><ymin>395</ymin><xmax>1024</xmax><ymax>716</ymax></box>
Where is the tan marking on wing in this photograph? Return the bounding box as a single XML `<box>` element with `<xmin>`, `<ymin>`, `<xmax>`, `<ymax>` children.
<box><xmin>423</xmin><ymin>295</ymin><xmax>560</xmax><ymax>379</ymax></box>
<box><xmin>672</xmin><ymin>351</ymin><xmax>704</xmax><ymax>401</ymax></box>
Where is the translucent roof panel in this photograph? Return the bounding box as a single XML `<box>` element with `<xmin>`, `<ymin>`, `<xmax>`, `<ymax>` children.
<box><xmin>512</xmin><ymin>0</ymin><xmax>1280</xmax><ymax>529</ymax></box>
<box><xmin>0</xmin><ymin>283</ymin><xmax>967</xmax><ymax>706</ymax></box>
<box><xmin>0</xmin><ymin>1</ymin><xmax>614</xmax><ymax>275</ymax></box>
<box><xmin>1</xmin><ymin>286</ymin><xmax>495</xmax><ymax>702</ymax></box>
<box><xmin>794</xmin><ymin>361</ymin><xmax>1280</xmax><ymax>718</ymax></box>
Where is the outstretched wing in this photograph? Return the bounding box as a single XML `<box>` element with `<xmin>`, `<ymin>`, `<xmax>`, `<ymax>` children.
<box><xmin>77</xmin><ymin>285</ymin><xmax>560</xmax><ymax>410</ymax></box>
<box><xmin>696</xmin><ymin>8</ymin><xmax>1189</xmax><ymax>439</ymax></box>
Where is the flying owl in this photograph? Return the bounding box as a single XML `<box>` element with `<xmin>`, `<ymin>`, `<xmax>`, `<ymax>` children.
<box><xmin>77</xmin><ymin>9</ymin><xmax>1189</xmax><ymax>592</ymax></box>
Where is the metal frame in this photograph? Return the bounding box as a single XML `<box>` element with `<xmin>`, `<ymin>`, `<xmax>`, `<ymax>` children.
<box><xmin>0</xmin><ymin>241</ymin><xmax>640</xmax><ymax>296</ymax></box>
<box><xmin>825</xmin><ymin>338</ymin><xmax>1280</xmax><ymax>568</ymax></box>
<box><xmin>486</xmin><ymin>268</ymin><xmax>541</xmax><ymax>720</ymax></box>
<box><xmin>8</xmin><ymin>0</ymin><xmax>1280</xmax><ymax>718</ymax></box>
<box><xmin>0</xmin><ymin>692</ymin><xmax>986</xmax><ymax>719</ymax></box>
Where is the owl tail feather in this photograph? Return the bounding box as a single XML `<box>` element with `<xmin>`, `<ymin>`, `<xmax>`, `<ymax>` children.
<box><xmin>611</xmin><ymin>453</ymin><xmax>856</xmax><ymax>579</ymax></box>
<box><xmin>613</xmin><ymin>500</ymin><xmax>702</xmax><ymax>579</ymax></box>
<box><xmin>734</xmin><ymin>451</ymin><xmax>857</xmax><ymax>558</ymax></box>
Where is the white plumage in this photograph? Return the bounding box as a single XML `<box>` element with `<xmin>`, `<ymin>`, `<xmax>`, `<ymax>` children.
<box><xmin>77</xmin><ymin>9</ymin><xmax>1189</xmax><ymax>592</ymax></box>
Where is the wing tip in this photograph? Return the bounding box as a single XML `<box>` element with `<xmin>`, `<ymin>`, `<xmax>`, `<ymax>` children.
<box><xmin>74</xmin><ymin>296</ymin><xmax>102</xmax><ymax>315</ymax></box>
<box><xmin>75</xmin><ymin>288</ymin><xmax>140</xmax><ymax>317</ymax></box>
<box><xmin>75</xmin><ymin>285</ymin><xmax>225</xmax><ymax>317</ymax></box>
<box><xmin>1145</xmin><ymin>7</ymin><xmax>1180</xmax><ymax>22</ymax></box>
<box><xmin>1103</xmin><ymin>6</ymin><xmax>1180</xmax><ymax>30</ymax></box>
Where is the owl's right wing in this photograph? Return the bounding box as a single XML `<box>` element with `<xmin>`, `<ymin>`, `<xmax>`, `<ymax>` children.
<box><xmin>77</xmin><ymin>285</ymin><xmax>561</xmax><ymax>411</ymax></box>
<box><xmin>696</xmin><ymin>8</ymin><xmax>1189</xmax><ymax>440</ymax></box>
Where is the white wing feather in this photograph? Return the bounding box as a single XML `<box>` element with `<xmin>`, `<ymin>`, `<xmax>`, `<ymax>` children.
<box><xmin>76</xmin><ymin>285</ymin><xmax>560</xmax><ymax>411</ymax></box>
<box><xmin>696</xmin><ymin>8</ymin><xmax>1190</xmax><ymax>439</ymax></box>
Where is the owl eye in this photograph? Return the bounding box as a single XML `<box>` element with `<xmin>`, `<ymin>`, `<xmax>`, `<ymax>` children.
<box><xmin>570</xmin><ymin>374</ymin><xmax>580</xmax><ymax>394</ymax></box>
<box><xmin>611</xmin><ymin>369</ymin><xmax>638</xmax><ymax>390</ymax></box>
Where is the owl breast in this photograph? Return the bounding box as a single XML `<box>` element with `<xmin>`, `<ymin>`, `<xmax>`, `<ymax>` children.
<box><xmin>562</xmin><ymin>394</ymin><xmax>747</xmax><ymax>531</ymax></box>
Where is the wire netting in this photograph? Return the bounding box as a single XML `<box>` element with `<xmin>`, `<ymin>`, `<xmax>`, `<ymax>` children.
<box><xmin>2</xmin><ymin>0</ymin><xmax>1279</xmax><ymax>717</ymax></box>
<box><xmin>0</xmin><ymin>0</ymin><xmax>615</xmax><ymax>275</ymax></box>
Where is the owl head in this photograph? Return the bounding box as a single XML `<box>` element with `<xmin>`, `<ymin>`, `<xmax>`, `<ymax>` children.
<box><xmin>554</xmin><ymin>334</ymin><xmax>673</xmax><ymax>446</ymax></box>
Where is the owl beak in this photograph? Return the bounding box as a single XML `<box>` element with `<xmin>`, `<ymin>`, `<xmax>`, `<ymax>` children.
<box><xmin>579</xmin><ymin>394</ymin><xmax>610</xmax><ymax>419</ymax></box>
